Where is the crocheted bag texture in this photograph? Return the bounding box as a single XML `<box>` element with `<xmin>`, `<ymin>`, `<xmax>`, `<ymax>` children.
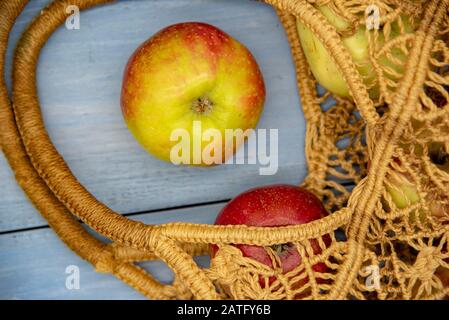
<box><xmin>0</xmin><ymin>0</ymin><xmax>448</xmax><ymax>299</ymax></box>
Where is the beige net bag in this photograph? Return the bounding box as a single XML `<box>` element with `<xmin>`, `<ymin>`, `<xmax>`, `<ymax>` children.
<box><xmin>0</xmin><ymin>0</ymin><xmax>448</xmax><ymax>299</ymax></box>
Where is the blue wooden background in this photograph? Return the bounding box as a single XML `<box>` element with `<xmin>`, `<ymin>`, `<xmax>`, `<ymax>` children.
<box><xmin>0</xmin><ymin>0</ymin><xmax>307</xmax><ymax>299</ymax></box>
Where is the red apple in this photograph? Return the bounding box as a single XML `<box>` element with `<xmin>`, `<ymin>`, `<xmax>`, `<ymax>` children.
<box><xmin>212</xmin><ymin>184</ymin><xmax>331</xmax><ymax>290</ymax></box>
<box><xmin>121</xmin><ymin>22</ymin><xmax>265</xmax><ymax>165</ymax></box>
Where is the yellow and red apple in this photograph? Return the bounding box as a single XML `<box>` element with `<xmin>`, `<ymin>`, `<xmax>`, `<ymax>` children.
<box><xmin>212</xmin><ymin>185</ymin><xmax>331</xmax><ymax>295</ymax></box>
<box><xmin>121</xmin><ymin>22</ymin><xmax>265</xmax><ymax>165</ymax></box>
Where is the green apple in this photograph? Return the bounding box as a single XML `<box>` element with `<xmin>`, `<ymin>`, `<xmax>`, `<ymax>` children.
<box><xmin>386</xmin><ymin>180</ymin><xmax>420</xmax><ymax>210</ymax></box>
<box><xmin>296</xmin><ymin>5</ymin><xmax>415</xmax><ymax>98</ymax></box>
<box><xmin>392</xmin><ymin>123</ymin><xmax>449</xmax><ymax>220</ymax></box>
<box><xmin>121</xmin><ymin>22</ymin><xmax>265</xmax><ymax>165</ymax></box>
<box><xmin>386</xmin><ymin>171</ymin><xmax>448</xmax><ymax>222</ymax></box>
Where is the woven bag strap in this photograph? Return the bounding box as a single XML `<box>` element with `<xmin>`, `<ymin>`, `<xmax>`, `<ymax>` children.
<box><xmin>0</xmin><ymin>0</ymin><xmax>219</xmax><ymax>300</ymax></box>
<box><xmin>0</xmin><ymin>0</ymin><xmax>172</xmax><ymax>300</ymax></box>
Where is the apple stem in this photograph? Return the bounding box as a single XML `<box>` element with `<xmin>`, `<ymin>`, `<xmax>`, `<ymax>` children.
<box><xmin>191</xmin><ymin>97</ymin><xmax>213</xmax><ymax>115</ymax></box>
<box><xmin>271</xmin><ymin>243</ymin><xmax>293</xmax><ymax>256</ymax></box>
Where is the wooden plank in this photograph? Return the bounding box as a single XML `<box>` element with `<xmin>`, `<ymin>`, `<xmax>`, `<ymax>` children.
<box><xmin>0</xmin><ymin>0</ymin><xmax>307</xmax><ymax>233</ymax></box>
<box><xmin>0</xmin><ymin>202</ymin><xmax>222</xmax><ymax>300</ymax></box>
